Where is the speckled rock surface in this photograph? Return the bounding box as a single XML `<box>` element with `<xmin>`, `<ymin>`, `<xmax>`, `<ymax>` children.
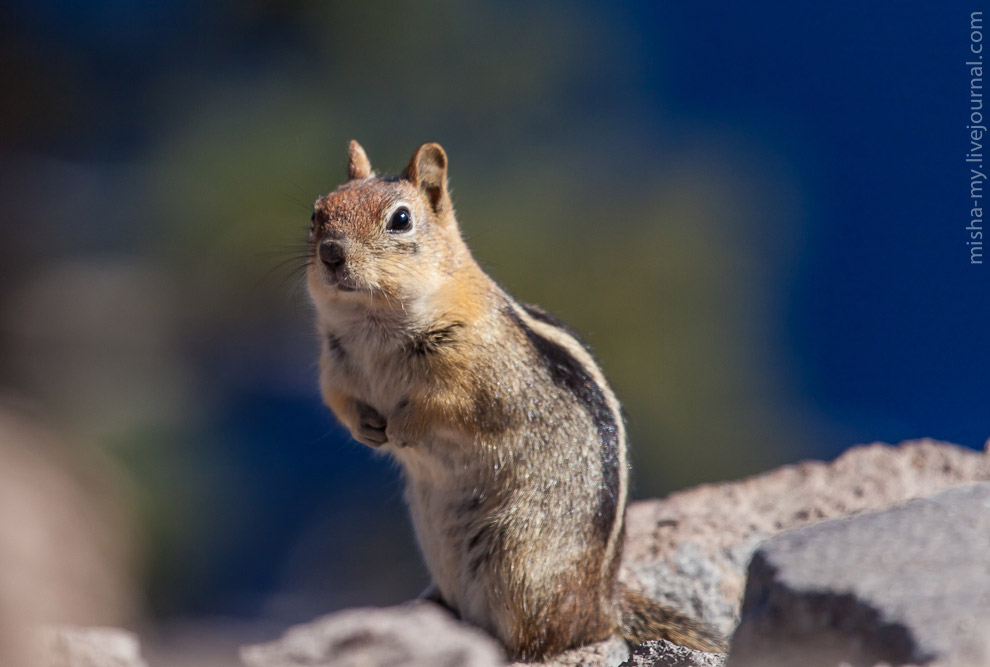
<box><xmin>240</xmin><ymin>602</ymin><xmax>505</xmax><ymax>667</ymax></box>
<box><xmin>619</xmin><ymin>439</ymin><xmax>990</xmax><ymax>638</ymax></box>
<box><xmin>728</xmin><ymin>483</ymin><xmax>990</xmax><ymax>667</ymax></box>
<box><xmin>619</xmin><ymin>639</ymin><xmax>727</xmax><ymax>667</ymax></box>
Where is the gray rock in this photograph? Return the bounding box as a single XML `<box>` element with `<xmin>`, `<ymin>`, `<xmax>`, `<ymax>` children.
<box><xmin>619</xmin><ymin>639</ymin><xmax>726</xmax><ymax>667</ymax></box>
<box><xmin>621</xmin><ymin>439</ymin><xmax>990</xmax><ymax>636</ymax></box>
<box><xmin>240</xmin><ymin>601</ymin><xmax>505</xmax><ymax>667</ymax></box>
<box><xmin>728</xmin><ymin>483</ymin><xmax>990</xmax><ymax>667</ymax></box>
<box><xmin>35</xmin><ymin>626</ymin><xmax>147</xmax><ymax>667</ymax></box>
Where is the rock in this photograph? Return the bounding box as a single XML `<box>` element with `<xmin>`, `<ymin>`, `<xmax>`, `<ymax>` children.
<box><xmin>240</xmin><ymin>440</ymin><xmax>990</xmax><ymax>667</ymax></box>
<box><xmin>240</xmin><ymin>601</ymin><xmax>505</xmax><ymax>667</ymax></box>
<box><xmin>620</xmin><ymin>439</ymin><xmax>990</xmax><ymax>637</ymax></box>
<box><xmin>35</xmin><ymin>626</ymin><xmax>147</xmax><ymax>667</ymax></box>
<box><xmin>728</xmin><ymin>483</ymin><xmax>990</xmax><ymax>667</ymax></box>
<box><xmin>619</xmin><ymin>639</ymin><xmax>727</xmax><ymax>667</ymax></box>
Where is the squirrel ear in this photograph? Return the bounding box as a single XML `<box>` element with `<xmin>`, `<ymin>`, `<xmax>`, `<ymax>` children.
<box><xmin>347</xmin><ymin>140</ymin><xmax>374</xmax><ymax>180</ymax></box>
<box><xmin>403</xmin><ymin>143</ymin><xmax>449</xmax><ymax>213</ymax></box>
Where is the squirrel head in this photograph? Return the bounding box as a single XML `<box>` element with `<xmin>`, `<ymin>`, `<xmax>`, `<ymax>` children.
<box><xmin>307</xmin><ymin>141</ymin><xmax>469</xmax><ymax>312</ymax></box>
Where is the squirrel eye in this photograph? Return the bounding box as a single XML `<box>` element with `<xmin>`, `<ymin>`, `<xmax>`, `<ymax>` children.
<box><xmin>387</xmin><ymin>207</ymin><xmax>412</xmax><ymax>233</ymax></box>
<box><xmin>309</xmin><ymin>211</ymin><xmax>317</xmax><ymax>239</ymax></box>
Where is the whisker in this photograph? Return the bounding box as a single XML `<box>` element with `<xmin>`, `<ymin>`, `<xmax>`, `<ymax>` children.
<box><xmin>282</xmin><ymin>193</ymin><xmax>314</xmax><ymax>212</ymax></box>
<box><xmin>261</xmin><ymin>253</ymin><xmax>315</xmax><ymax>289</ymax></box>
<box><xmin>285</xmin><ymin>177</ymin><xmax>315</xmax><ymax>198</ymax></box>
<box><xmin>261</xmin><ymin>243</ymin><xmax>313</xmax><ymax>258</ymax></box>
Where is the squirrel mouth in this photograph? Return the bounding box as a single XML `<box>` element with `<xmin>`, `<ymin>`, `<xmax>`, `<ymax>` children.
<box><xmin>326</xmin><ymin>273</ymin><xmax>360</xmax><ymax>293</ymax></box>
<box><xmin>318</xmin><ymin>264</ymin><xmax>356</xmax><ymax>292</ymax></box>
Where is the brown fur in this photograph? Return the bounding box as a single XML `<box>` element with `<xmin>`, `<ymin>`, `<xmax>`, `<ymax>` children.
<box><xmin>617</xmin><ymin>585</ymin><xmax>728</xmax><ymax>653</ymax></box>
<box><xmin>305</xmin><ymin>141</ymin><xmax>727</xmax><ymax>660</ymax></box>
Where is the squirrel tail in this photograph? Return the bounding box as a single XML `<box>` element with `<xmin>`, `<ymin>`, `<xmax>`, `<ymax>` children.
<box><xmin>615</xmin><ymin>584</ymin><xmax>729</xmax><ymax>653</ymax></box>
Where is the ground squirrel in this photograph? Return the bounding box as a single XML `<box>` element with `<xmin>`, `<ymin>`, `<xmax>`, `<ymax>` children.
<box><xmin>305</xmin><ymin>140</ymin><xmax>727</xmax><ymax>660</ymax></box>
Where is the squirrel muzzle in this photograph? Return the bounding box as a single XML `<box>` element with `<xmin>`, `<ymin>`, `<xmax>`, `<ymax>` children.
<box><xmin>317</xmin><ymin>238</ymin><xmax>363</xmax><ymax>292</ymax></box>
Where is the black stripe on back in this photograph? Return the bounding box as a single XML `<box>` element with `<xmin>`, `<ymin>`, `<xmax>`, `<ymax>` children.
<box><xmin>505</xmin><ymin>304</ymin><xmax>621</xmax><ymax>542</ymax></box>
<box><xmin>521</xmin><ymin>303</ymin><xmax>591</xmax><ymax>351</ymax></box>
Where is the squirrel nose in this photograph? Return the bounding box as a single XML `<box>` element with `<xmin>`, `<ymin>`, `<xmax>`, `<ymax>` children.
<box><xmin>319</xmin><ymin>241</ymin><xmax>346</xmax><ymax>272</ymax></box>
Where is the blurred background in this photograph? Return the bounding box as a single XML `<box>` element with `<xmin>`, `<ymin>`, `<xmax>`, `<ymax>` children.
<box><xmin>0</xmin><ymin>1</ymin><xmax>986</xmax><ymax>664</ymax></box>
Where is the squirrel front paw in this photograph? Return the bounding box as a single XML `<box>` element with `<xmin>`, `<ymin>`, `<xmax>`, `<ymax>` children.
<box><xmin>354</xmin><ymin>401</ymin><xmax>388</xmax><ymax>447</ymax></box>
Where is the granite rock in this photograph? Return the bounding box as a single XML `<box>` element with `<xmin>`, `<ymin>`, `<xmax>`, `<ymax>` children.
<box><xmin>618</xmin><ymin>639</ymin><xmax>727</xmax><ymax>667</ymax></box>
<box><xmin>620</xmin><ymin>439</ymin><xmax>990</xmax><ymax>637</ymax></box>
<box><xmin>240</xmin><ymin>602</ymin><xmax>505</xmax><ymax>667</ymax></box>
<box><xmin>728</xmin><ymin>483</ymin><xmax>990</xmax><ymax>667</ymax></box>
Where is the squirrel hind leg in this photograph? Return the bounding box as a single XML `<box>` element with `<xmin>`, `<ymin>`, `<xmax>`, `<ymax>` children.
<box><xmin>616</xmin><ymin>584</ymin><xmax>729</xmax><ymax>654</ymax></box>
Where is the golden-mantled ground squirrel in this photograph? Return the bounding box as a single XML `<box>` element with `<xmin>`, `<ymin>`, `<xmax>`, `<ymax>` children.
<box><xmin>305</xmin><ymin>141</ymin><xmax>727</xmax><ymax>660</ymax></box>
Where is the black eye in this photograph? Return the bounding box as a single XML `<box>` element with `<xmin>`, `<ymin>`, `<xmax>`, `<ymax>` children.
<box><xmin>309</xmin><ymin>211</ymin><xmax>317</xmax><ymax>239</ymax></box>
<box><xmin>387</xmin><ymin>207</ymin><xmax>412</xmax><ymax>233</ymax></box>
